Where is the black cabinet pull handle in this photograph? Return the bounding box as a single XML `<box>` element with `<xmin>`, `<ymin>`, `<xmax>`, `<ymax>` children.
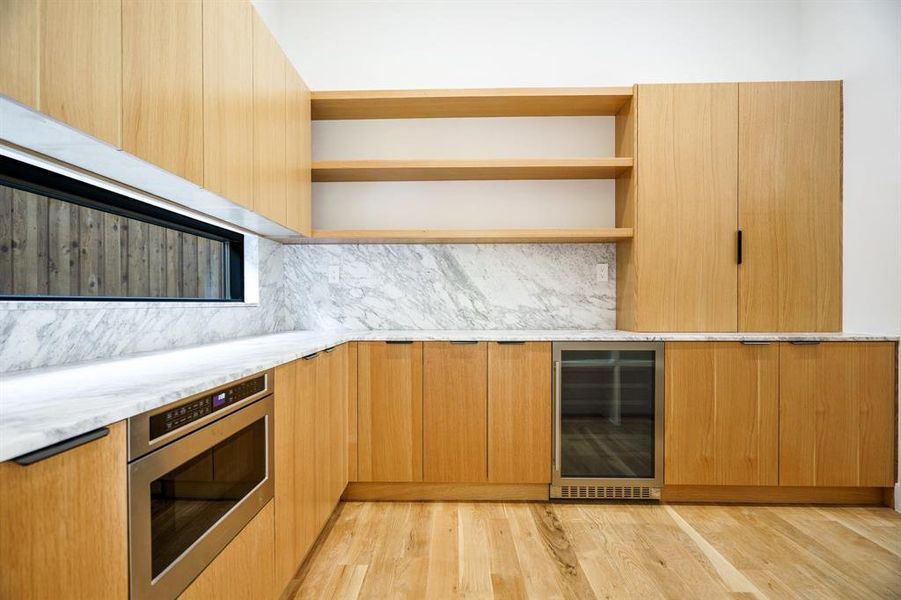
<box><xmin>302</xmin><ymin>352</ymin><xmax>319</xmax><ymax>360</ymax></box>
<box><xmin>385</xmin><ymin>340</ymin><xmax>414</xmax><ymax>345</ymax></box>
<box><xmin>450</xmin><ymin>340</ymin><xmax>479</xmax><ymax>345</ymax></box>
<box><xmin>740</xmin><ymin>340</ymin><xmax>772</xmax><ymax>345</ymax></box>
<box><xmin>790</xmin><ymin>340</ymin><xmax>821</xmax><ymax>345</ymax></box>
<box><xmin>737</xmin><ymin>230</ymin><xmax>743</xmax><ymax>265</ymax></box>
<box><xmin>324</xmin><ymin>346</ymin><xmax>337</xmax><ymax>353</ymax></box>
<box><xmin>13</xmin><ymin>427</ymin><xmax>109</xmax><ymax>466</ymax></box>
<box><xmin>497</xmin><ymin>341</ymin><xmax>526</xmax><ymax>345</ymax></box>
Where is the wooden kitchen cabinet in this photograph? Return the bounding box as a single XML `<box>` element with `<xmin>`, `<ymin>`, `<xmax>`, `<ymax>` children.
<box><xmin>423</xmin><ymin>342</ymin><xmax>488</xmax><ymax>482</ymax></box>
<box><xmin>488</xmin><ymin>342</ymin><xmax>552</xmax><ymax>483</ymax></box>
<box><xmin>41</xmin><ymin>0</ymin><xmax>122</xmax><ymax>147</ymax></box>
<box><xmin>252</xmin><ymin>10</ymin><xmax>288</xmax><ymax>225</ymax></box>
<box><xmin>0</xmin><ymin>422</ymin><xmax>128</xmax><ymax>599</ymax></box>
<box><xmin>286</xmin><ymin>64</ymin><xmax>313</xmax><ymax>236</ymax></box>
<box><xmin>0</xmin><ymin>0</ymin><xmax>39</xmax><ymax>107</ymax></box>
<box><xmin>203</xmin><ymin>0</ymin><xmax>255</xmax><ymax>209</ymax></box>
<box><xmin>619</xmin><ymin>83</ymin><xmax>739</xmax><ymax>332</ymax></box>
<box><xmin>325</xmin><ymin>345</ymin><xmax>349</xmax><ymax>505</ymax></box>
<box><xmin>358</xmin><ymin>341</ymin><xmax>424</xmax><ymax>482</ymax></box>
<box><xmin>780</xmin><ymin>342</ymin><xmax>896</xmax><ymax>487</ymax></box>
<box><xmin>179</xmin><ymin>502</ymin><xmax>275</xmax><ymax>600</ymax></box>
<box><xmin>738</xmin><ymin>82</ymin><xmax>842</xmax><ymax>332</ymax></box>
<box><xmin>122</xmin><ymin>0</ymin><xmax>204</xmax><ymax>184</ymax></box>
<box><xmin>665</xmin><ymin>342</ymin><xmax>779</xmax><ymax>486</ymax></box>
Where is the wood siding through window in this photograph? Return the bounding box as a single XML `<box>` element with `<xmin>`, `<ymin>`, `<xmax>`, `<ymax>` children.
<box><xmin>0</xmin><ymin>187</ymin><xmax>225</xmax><ymax>298</ymax></box>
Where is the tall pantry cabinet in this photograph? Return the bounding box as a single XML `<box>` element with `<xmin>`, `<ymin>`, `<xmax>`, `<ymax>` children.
<box><xmin>616</xmin><ymin>81</ymin><xmax>842</xmax><ymax>332</ymax></box>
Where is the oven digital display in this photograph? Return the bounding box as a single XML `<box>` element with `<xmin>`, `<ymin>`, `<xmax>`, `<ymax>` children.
<box><xmin>148</xmin><ymin>375</ymin><xmax>267</xmax><ymax>440</ymax></box>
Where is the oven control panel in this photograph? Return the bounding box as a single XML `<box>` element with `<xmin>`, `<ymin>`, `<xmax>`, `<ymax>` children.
<box><xmin>149</xmin><ymin>375</ymin><xmax>267</xmax><ymax>440</ymax></box>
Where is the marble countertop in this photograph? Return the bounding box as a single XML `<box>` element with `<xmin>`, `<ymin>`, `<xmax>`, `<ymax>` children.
<box><xmin>1</xmin><ymin>328</ymin><xmax>896</xmax><ymax>462</ymax></box>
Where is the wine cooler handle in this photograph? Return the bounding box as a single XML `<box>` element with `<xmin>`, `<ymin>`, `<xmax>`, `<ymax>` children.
<box><xmin>554</xmin><ymin>360</ymin><xmax>562</xmax><ymax>473</ymax></box>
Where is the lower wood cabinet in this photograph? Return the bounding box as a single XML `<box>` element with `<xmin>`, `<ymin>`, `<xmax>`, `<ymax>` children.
<box><xmin>273</xmin><ymin>344</ymin><xmax>349</xmax><ymax>594</ymax></box>
<box><xmin>179</xmin><ymin>502</ymin><xmax>275</xmax><ymax>600</ymax></box>
<box><xmin>423</xmin><ymin>341</ymin><xmax>489</xmax><ymax>482</ymax></box>
<box><xmin>0</xmin><ymin>421</ymin><xmax>128</xmax><ymax>599</ymax></box>
<box><xmin>665</xmin><ymin>342</ymin><xmax>779</xmax><ymax>485</ymax></box>
<box><xmin>780</xmin><ymin>342</ymin><xmax>896</xmax><ymax>487</ymax></box>
<box><xmin>488</xmin><ymin>342</ymin><xmax>552</xmax><ymax>483</ymax></box>
<box><xmin>358</xmin><ymin>341</ymin><xmax>424</xmax><ymax>482</ymax></box>
<box><xmin>665</xmin><ymin>341</ymin><xmax>897</xmax><ymax>489</ymax></box>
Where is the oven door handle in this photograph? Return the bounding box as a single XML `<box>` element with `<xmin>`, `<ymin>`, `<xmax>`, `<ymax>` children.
<box><xmin>554</xmin><ymin>360</ymin><xmax>562</xmax><ymax>475</ymax></box>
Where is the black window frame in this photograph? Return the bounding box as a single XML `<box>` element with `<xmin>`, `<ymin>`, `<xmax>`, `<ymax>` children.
<box><xmin>0</xmin><ymin>156</ymin><xmax>244</xmax><ymax>302</ymax></box>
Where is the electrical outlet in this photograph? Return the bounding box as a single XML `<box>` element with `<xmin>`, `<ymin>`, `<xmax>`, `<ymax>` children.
<box><xmin>596</xmin><ymin>263</ymin><xmax>609</xmax><ymax>283</ymax></box>
<box><xmin>328</xmin><ymin>265</ymin><xmax>340</xmax><ymax>284</ymax></box>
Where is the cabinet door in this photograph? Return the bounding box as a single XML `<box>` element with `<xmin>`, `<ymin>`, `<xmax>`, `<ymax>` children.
<box><xmin>0</xmin><ymin>0</ymin><xmax>39</xmax><ymax>107</ymax></box>
<box><xmin>633</xmin><ymin>83</ymin><xmax>738</xmax><ymax>331</ymax></box>
<box><xmin>738</xmin><ymin>81</ymin><xmax>842</xmax><ymax>331</ymax></box>
<box><xmin>122</xmin><ymin>0</ymin><xmax>204</xmax><ymax>184</ymax></box>
<box><xmin>780</xmin><ymin>342</ymin><xmax>895</xmax><ymax>487</ymax></box>
<box><xmin>327</xmin><ymin>345</ymin><xmax>348</xmax><ymax>504</ymax></box>
<box><xmin>358</xmin><ymin>341</ymin><xmax>423</xmax><ymax>482</ymax></box>
<box><xmin>294</xmin><ymin>357</ymin><xmax>318</xmax><ymax>559</ymax></box>
<box><xmin>273</xmin><ymin>362</ymin><xmax>298</xmax><ymax>591</ymax></box>
<box><xmin>0</xmin><ymin>422</ymin><xmax>128</xmax><ymax>599</ymax></box>
<box><xmin>286</xmin><ymin>64</ymin><xmax>312</xmax><ymax>236</ymax></box>
<box><xmin>179</xmin><ymin>502</ymin><xmax>275</xmax><ymax>600</ymax></box>
<box><xmin>488</xmin><ymin>342</ymin><xmax>551</xmax><ymax>483</ymax></box>
<box><xmin>252</xmin><ymin>10</ymin><xmax>287</xmax><ymax>225</ymax></box>
<box><xmin>665</xmin><ymin>343</ymin><xmax>779</xmax><ymax>485</ymax></box>
<box><xmin>41</xmin><ymin>0</ymin><xmax>121</xmax><ymax>146</ymax></box>
<box><xmin>203</xmin><ymin>0</ymin><xmax>254</xmax><ymax>209</ymax></box>
<box><xmin>423</xmin><ymin>342</ymin><xmax>488</xmax><ymax>482</ymax></box>
<box><xmin>312</xmin><ymin>352</ymin><xmax>332</xmax><ymax>528</ymax></box>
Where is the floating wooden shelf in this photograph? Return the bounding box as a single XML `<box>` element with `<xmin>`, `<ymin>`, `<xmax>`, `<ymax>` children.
<box><xmin>311</xmin><ymin>87</ymin><xmax>633</xmax><ymax>120</ymax></box>
<box><xmin>312</xmin><ymin>158</ymin><xmax>632</xmax><ymax>182</ymax></box>
<box><xmin>291</xmin><ymin>228</ymin><xmax>634</xmax><ymax>244</ymax></box>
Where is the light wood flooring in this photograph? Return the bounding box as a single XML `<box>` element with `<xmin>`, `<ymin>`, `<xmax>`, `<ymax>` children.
<box><xmin>284</xmin><ymin>501</ymin><xmax>901</xmax><ymax>599</ymax></box>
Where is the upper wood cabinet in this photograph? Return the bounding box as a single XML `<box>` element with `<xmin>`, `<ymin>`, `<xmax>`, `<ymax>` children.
<box><xmin>0</xmin><ymin>422</ymin><xmax>128</xmax><ymax>599</ymax></box>
<box><xmin>203</xmin><ymin>0</ymin><xmax>254</xmax><ymax>209</ymax></box>
<box><xmin>0</xmin><ymin>0</ymin><xmax>39</xmax><ymax>107</ymax></box>
<box><xmin>665</xmin><ymin>342</ymin><xmax>779</xmax><ymax>486</ymax></box>
<box><xmin>423</xmin><ymin>342</ymin><xmax>488</xmax><ymax>482</ymax></box>
<box><xmin>618</xmin><ymin>80</ymin><xmax>842</xmax><ymax>333</ymax></box>
<box><xmin>286</xmin><ymin>64</ymin><xmax>313</xmax><ymax>236</ymax></box>
<box><xmin>780</xmin><ymin>342</ymin><xmax>895</xmax><ymax>487</ymax></box>
<box><xmin>738</xmin><ymin>82</ymin><xmax>843</xmax><ymax>332</ymax></box>
<box><xmin>252</xmin><ymin>11</ymin><xmax>288</xmax><ymax>225</ymax></box>
<box><xmin>487</xmin><ymin>342</ymin><xmax>552</xmax><ymax>483</ymax></box>
<box><xmin>122</xmin><ymin>0</ymin><xmax>204</xmax><ymax>184</ymax></box>
<box><xmin>41</xmin><ymin>0</ymin><xmax>122</xmax><ymax>147</ymax></box>
<box><xmin>622</xmin><ymin>83</ymin><xmax>739</xmax><ymax>331</ymax></box>
<box><xmin>358</xmin><ymin>341</ymin><xmax>424</xmax><ymax>482</ymax></box>
<box><xmin>1</xmin><ymin>0</ymin><xmax>121</xmax><ymax>146</ymax></box>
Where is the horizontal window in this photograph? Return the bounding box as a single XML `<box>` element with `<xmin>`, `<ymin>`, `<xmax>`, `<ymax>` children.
<box><xmin>0</xmin><ymin>157</ymin><xmax>243</xmax><ymax>302</ymax></box>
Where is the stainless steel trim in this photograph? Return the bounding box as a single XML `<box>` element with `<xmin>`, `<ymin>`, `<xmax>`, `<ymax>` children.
<box><xmin>128</xmin><ymin>370</ymin><xmax>272</xmax><ymax>461</ymax></box>
<box><xmin>553</xmin><ymin>360</ymin><xmax>562</xmax><ymax>478</ymax></box>
<box><xmin>551</xmin><ymin>342</ymin><xmax>665</xmax><ymax>494</ymax></box>
<box><xmin>128</xmin><ymin>395</ymin><xmax>274</xmax><ymax>600</ymax></box>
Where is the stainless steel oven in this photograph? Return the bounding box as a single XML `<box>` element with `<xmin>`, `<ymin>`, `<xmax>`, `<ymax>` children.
<box><xmin>128</xmin><ymin>371</ymin><xmax>274</xmax><ymax>600</ymax></box>
<box><xmin>552</xmin><ymin>342</ymin><xmax>664</xmax><ymax>500</ymax></box>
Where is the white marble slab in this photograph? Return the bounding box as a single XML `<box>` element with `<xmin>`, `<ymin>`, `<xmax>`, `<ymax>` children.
<box><xmin>1</xmin><ymin>328</ymin><xmax>896</xmax><ymax>462</ymax></box>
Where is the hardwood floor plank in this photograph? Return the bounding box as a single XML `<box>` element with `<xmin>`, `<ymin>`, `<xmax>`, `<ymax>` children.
<box><xmin>286</xmin><ymin>502</ymin><xmax>901</xmax><ymax>600</ymax></box>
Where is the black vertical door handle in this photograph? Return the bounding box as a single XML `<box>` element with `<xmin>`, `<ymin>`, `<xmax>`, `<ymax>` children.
<box><xmin>737</xmin><ymin>230</ymin><xmax>743</xmax><ymax>265</ymax></box>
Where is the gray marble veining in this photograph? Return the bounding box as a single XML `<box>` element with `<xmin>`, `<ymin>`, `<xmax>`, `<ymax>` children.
<box><xmin>284</xmin><ymin>244</ymin><xmax>616</xmax><ymax>330</ymax></box>
<box><xmin>2</xmin><ymin>328</ymin><xmax>896</xmax><ymax>462</ymax></box>
<box><xmin>0</xmin><ymin>236</ymin><xmax>294</xmax><ymax>373</ymax></box>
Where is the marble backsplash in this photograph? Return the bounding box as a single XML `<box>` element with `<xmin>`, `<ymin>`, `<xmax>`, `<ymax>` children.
<box><xmin>0</xmin><ymin>237</ymin><xmax>294</xmax><ymax>373</ymax></box>
<box><xmin>284</xmin><ymin>244</ymin><xmax>616</xmax><ymax>330</ymax></box>
<box><xmin>1</xmin><ymin>241</ymin><xmax>616</xmax><ymax>373</ymax></box>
